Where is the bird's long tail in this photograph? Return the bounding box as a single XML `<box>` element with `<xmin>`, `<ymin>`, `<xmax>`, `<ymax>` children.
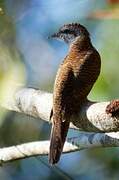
<box><xmin>49</xmin><ymin>117</ymin><xmax>70</xmax><ymax>164</ymax></box>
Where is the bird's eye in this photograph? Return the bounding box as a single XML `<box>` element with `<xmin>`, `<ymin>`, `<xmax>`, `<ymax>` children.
<box><xmin>60</xmin><ymin>29</ymin><xmax>74</xmax><ymax>35</ymax></box>
<box><xmin>60</xmin><ymin>29</ymin><xmax>71</xmax><ymax>34</ymax></box>
<box><xmin>63</xmin><ymin>29</ymin><xmax>70</xmax><ymax>33</ymax></box>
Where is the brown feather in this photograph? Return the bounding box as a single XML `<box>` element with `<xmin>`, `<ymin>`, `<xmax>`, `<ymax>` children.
<box><xmin>49</xmin><ymin>23</ymin><xmax>101</xmax><ymax>164</ymax></box>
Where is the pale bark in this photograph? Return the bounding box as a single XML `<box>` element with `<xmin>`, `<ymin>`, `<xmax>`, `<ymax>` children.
<box><xmin>0</xmin><ymin>132</ymin><xmax>119</xmax><ymax>163</ymax></box>
<box><xmin>2</xmin><ymin>87</ymin><xmax>119</xmax><ymax>132</ymax></box>
<box><xmin>0</xmin><ymin>87</ymin><xmax>119</xmax><ymax>164</ymax></box>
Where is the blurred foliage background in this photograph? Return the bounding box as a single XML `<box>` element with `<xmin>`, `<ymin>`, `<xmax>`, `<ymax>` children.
<box><xmin>0</xmin><ymin>0</ymin><xmax>119</xmax><ymax>179</ymax></box>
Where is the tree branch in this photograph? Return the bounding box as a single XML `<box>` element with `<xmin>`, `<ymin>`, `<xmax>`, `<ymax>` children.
<box><xmin>0</xmin><ymin>132</ymin><xmax>119</xmax><ymax>163</ymax></box>
<box><xmin>1</xmin><ymin>87</ymin><xmax>119</xmax><ymax>164</ymax></box>
<box><xmin>1</xmin><ymin>87</ymin><xmax>119</xmax><ymax>132</ymax></box>
<box><xmin>0</xmin><ymin>141</ymin><xmax>78</xmax><ymax>164</ymax></box>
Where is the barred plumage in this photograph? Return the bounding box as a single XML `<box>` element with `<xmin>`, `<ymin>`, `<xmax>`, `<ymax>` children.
<box><xmin>49</xmin><ymin>23</ymin><xmax>101</xmax><ymax>164</ymax></box>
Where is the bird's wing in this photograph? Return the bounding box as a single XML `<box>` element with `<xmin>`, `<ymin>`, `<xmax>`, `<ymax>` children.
<box><xmin>49</xmin><ymin>63</ymin><xmax>74</xmax><ymax>164</ymax></box>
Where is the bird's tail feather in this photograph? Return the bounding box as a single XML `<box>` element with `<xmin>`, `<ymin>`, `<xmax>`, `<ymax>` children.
<box><xmin>49</xmin><ymin>119</ymin><xmax>70</xmax><ymax>164</ymax></box>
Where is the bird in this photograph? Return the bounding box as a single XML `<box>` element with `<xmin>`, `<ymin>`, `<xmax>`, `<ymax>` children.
<box><xmin>49</xmin><ymin>23</ymin><xmax>101</xmax><ymax>164</ymax></box>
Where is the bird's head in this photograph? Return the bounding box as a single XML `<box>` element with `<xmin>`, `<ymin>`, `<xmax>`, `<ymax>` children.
<box><xmin>49</xmin><ymin>23</ymin><xmax>90</xmax><ymax>44</ymax></box>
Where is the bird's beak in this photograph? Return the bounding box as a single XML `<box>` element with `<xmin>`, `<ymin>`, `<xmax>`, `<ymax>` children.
<box><xmin>48</xmin><ymin>32</ymin><xmax>60</xmax><ymax>39</ymax></box>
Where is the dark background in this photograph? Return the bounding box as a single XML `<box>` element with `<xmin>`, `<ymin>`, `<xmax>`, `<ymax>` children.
<box><xmin>0</xmin><ymin>0</ymin><xmax>119</xmax><ymax>179</ymax></box>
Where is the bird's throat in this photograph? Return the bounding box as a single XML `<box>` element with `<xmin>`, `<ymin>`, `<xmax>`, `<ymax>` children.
<box><xmin>70</xmin><ymin>35</ymin><xmax>92</xmax><ymax>52</ymax></box>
